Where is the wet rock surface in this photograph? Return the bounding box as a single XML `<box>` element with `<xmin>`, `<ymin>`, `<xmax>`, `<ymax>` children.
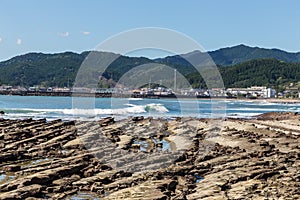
<box><xmin>0</xmin><ymin>113</ymin><xmax>299</xmax><ymax>199</ymax></box>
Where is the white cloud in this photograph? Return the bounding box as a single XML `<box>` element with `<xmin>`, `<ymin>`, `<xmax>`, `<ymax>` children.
<box><xmin>17</xmin><ymin>38</ymin><xmax>22</xmax><ymax>45</ymax></box>
<box><xmin>82</xmin><ymin>31</ymin><xmax>90</xmax><ymax>35</ymax></box>
<box><xmin>0</xmin><ymin>37</ymin><xmax>2</xmax><ymax>43</ymax></box>
<box><xmin>58</xmin><ymin>32</ymin><xmax>70</xmax><ymax>37</ymax></box>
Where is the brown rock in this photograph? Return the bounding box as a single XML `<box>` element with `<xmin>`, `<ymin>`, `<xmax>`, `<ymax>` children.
<box><xmin>0</xmin><ymin>184</ymin><xmax>43</xmax><ymax>200</ymax></box>
<box><xmin>99</xmin><ymin>117</ymin><xmax>115</xmax><ymax>127</ymax></box>
<box><xmin>2</xmin><ymin>165</ymin><xmax>21</xmax><ymax>172</ymax></box>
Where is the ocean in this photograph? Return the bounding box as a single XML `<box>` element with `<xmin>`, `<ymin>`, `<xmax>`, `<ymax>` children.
<box><xmin>0</xmin><ymin>95</ymin><xmax>299</xmax><ymax>120</ymax></box>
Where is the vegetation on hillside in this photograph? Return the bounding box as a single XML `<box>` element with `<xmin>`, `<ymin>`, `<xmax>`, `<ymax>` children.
<box><xmin>187</xmin><ymin>59</ymin><xmax>300</xmax><ymax>91</ymax></box>
<box><xmin>0</xmin><ymin>45</ymin><xmax>300</xmax><ymax>89</ymax></box>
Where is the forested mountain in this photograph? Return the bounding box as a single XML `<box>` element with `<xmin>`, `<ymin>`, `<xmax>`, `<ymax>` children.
<box><xmin>157</xmin><ymin>44</ymin><xmax>300</xmax><ymax>66</ymax></box>
<box><xmin>0</xmin><ymin>45</ymin><xmax>300</xmax><ymax>88</ymax></box>
<box><xmin>187</xmin><ymin>59</ymin><xmax>300</xmax><ymax>90</ymax></box>
<box><xmin>0</xmin><ymin>52</ymin><xmax>84</xmax><ymax>87</ymax></box>
<box><xmin>209</xmin><ymin>44</ymin><xmax>300</xmax><ymax>65</ymax></box>
<box><xmin>0</xmin><ymin>51</ymin><xmax>152</xmax><ymax>87</ymax></box>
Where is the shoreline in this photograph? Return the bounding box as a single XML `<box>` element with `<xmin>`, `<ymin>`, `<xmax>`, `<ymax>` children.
<box><xmin>1</xmin><ymin>92</ymin><xmax>300</xmax><ymax>104</ymax></box>
<box><xmin>0</xmin><ymin>113</ymin><xmax>300</xmax><ymax>199</ymax></box>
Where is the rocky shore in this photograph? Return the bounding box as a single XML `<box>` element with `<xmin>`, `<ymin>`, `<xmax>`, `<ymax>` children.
<box><xmin>0</xmin><ymin>112</ymin><xmax>300</xmax><ymax>199</ymax></box>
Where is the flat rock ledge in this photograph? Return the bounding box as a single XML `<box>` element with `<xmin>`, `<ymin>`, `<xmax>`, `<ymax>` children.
<box><xmin>0</xmin><ymin>112</ymin><xmax>299</xmax><ymax>199</ymax></box>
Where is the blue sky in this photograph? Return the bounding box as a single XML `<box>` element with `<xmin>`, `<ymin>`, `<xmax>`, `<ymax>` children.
<box><xmin>0</xmin><ymin>0</ymin><xmax>300</xmax><ymax>61</ymax></box>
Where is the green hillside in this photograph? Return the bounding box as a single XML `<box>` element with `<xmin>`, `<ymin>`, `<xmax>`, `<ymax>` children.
<box><xmin>209</xmin><ymin>44</ymin><xmax>300</xmax><ymax>65</ymax></box>
<box><xmin>0</xmin><ymin>52</ymin><xmax>152</xmax><ymax>87</ymax></box>
<box><xmin>0</xmin><ymin>52</ymin><xmax>84</xmax><ymax>87</ymax></box>
<box><xmin>157</xmin><ymin>44</ymin><xmax>300</xmax><ymax>66</ymax></box>
<box><xmin>0</xmin><ymin>45</ymin><xmax>300</xmax><ymax>89</ymax></box>
<box><xmin>187</xmin><ymin>59</ymin><xmax>300</xmax><ymax>90</ymax></box>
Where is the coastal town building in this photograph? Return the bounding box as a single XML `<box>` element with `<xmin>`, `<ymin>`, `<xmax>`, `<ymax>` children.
<box><xmin>0</xmin><ymin>84</ymin><xmax>297</xmax><ymax>99</ymax></box>
<box><xmin>226</xmin><ymin>86</ymin><xmax>276</xmax><ymax>98</ymax></box>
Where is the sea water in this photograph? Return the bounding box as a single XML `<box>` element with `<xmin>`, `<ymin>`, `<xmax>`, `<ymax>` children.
<box><xmin>0</xmin><ymin>95</ymin><xmax>299</xmax><ymax>120</ymax></box>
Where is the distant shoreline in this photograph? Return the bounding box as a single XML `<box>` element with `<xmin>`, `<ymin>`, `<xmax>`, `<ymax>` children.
<box><xmin>241</xmin><ymin>98</ymin><xmax>300</xmax><ymax>104</ymax></box>
<box><xmin>0</xmin><ymin>91</ymin><xmax>300</xmax><ymax>104</ymax></box>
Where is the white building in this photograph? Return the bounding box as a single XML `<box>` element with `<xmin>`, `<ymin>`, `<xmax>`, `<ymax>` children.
<box><xmin>264</xmin><ymin>88</ymin><xmax>276</xmax><ymax>98</ymax></box>
<box><xmin>227</xmin><ymin>86</ymin><xmax>276</xmax><ymax>98</ymax></box>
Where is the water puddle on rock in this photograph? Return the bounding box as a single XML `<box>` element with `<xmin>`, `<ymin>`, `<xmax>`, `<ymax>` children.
<box><xmin>0</xmin><ymin>173</ymin><xmax>15</xmax><ymax>184</ymax></box>
<box><xmin>133</xmin><ymin>140</ymin><xmax>149</xmax><ymax>151</ymax></box>
<box><xmin>67</xmin><ymin>191</ymin><xmax>101</xmax><ymax>200</ymax></box>
<box><xmin>61</xmin><ymin>150</ymin><xmax>68</xmax><ymax>155</ymax></box>
<box><xmin>195</xmin><ymin>175</ymin><xmax>204</xmax><ymax>183</ymax></box>
<box><xmin>31</xmin><ymin>158</ymin><xmax>51</xmax><ymax>165</ymax></box>
<box><xmin>20</xmin><ymin>158</ymin><xmax>53</xmax><ymax>169</ymax></box>
<box><xmin>153</xmin><ymin>139</ymin><xmax>174</xmax><ymax>151</ymax></box>
<box><xmin>133</xmin><ymin>138</ymin><xmax>175</xmax><ymax>152</ymax></box>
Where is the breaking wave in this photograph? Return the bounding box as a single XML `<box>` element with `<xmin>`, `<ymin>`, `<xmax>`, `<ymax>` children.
<box><xmin>1</xmin><ymin>103</ymin><xmax>169</xmax><ymax>119</ymax></box>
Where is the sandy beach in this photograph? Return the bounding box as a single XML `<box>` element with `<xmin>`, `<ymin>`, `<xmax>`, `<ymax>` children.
<box><xmin>214</xmin><ymin>97</ymin><xmax>300</xmax><ymax>104</ymax></box>
<box><xmin>0</xmin><ymin>113</ymin><xmax>299</xmax><ymax>199</ymax></box>
<box><xmin>245</xmin><ymin>98</ymin><xmax>300</xmax><ymax>104</ymax></box>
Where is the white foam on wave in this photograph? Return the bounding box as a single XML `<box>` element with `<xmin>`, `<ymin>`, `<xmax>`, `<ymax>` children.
<box><xmin>226</xmin><ymin>112</ymin><xmax>263</xmax><ymax>119</ymax></box>
<box><xmin>242</xmin><ymin>101</ymin><xmax>300</xmax><ymax>107</ymax></box>
<box><xmin>227</xmin><ymin>107</ymin><xmax>300</xmax><ymax>112</ymax></box>
<box><xmin>144</xmin><ymin>103</ymin><xmax>169</xmax><ymax>113</ymax></box>
<box><xmin>127</xmin><ymin>98</ymin><xmax>143</xmax><ymax>101</ymax></box>
<box><xmin>1</xmin><ymin>103</ymin><xmax>169</xmax><ymax>118</ymax></box>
